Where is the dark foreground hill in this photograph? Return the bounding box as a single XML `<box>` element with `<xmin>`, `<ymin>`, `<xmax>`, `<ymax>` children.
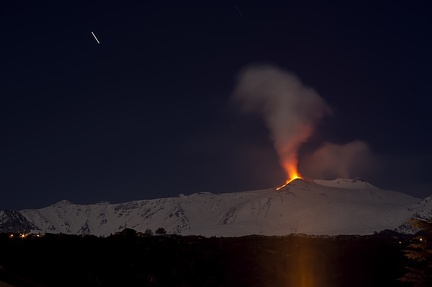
<box><xmin>0</xmin><ymin>231</ymin><xmax>414</xmax><ymax>287</ymax></box>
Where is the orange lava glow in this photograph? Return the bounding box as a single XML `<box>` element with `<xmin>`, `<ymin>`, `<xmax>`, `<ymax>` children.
<box><xmin>276</xmin><ymin>161</ymin><xmax>303</xmax><ymax>190</ymax></box>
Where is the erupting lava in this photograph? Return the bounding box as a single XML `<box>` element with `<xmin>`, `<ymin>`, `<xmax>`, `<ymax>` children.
<box><xmin>276</xmin><ymin>161</ymin><xmax>303</xmax><ymax>190</ymax></box>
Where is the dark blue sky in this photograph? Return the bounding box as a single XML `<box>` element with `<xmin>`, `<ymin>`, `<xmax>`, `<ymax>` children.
<box><xmin>1</xmin><ymin>0</ymin><xmax>431</xmax><ymax>210</ymax></box>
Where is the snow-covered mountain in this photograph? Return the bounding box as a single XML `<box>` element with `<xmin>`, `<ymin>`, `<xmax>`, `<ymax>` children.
<box><xmin>0</xmin><ymin>209</ymin><xmax>37</xmax><ymax>233</ymax></box>
<box><xmin>1</xmin><ymin>179</ymin><xmax>430</xmax><ymax>237</ymax></box>
<box><xmin>394</xmin><ymin>195</ymin><xmax>432</xmax><ymax>234</ymax></box>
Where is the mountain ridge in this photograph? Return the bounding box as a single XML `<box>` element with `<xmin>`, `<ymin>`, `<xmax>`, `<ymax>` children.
<box><xmin>1</xmin><ymin>179</ymin><xmax>430</xmax><ymax>237</ymax></box>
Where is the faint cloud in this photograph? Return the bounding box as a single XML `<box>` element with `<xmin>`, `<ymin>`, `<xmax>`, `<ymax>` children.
<box><xmin>299</xmin><ymin>140</ymin><xmax>374</xmax><ymax>180</ymax></box>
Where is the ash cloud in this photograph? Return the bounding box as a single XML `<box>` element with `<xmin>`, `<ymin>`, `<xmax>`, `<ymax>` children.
<box><xmin>231</xmin><ymin>64</ymin><xmax>331</xmax><ymax>178</ymax></box>
<box><xmin>299</xmin><ymin>140</ymin><xmax>374</xmax><ymax>179</ymax></box>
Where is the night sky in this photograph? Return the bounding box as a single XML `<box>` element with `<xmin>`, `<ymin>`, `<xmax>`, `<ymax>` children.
<box><xmin>1</xmin><ymin>0</ymin><xmax>431</xmax><ymax>210</ymax></box>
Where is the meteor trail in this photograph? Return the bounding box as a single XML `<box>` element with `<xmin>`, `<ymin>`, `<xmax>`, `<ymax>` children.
<box><xmin>234</xmin><ymin>6</ymin><xmax>243</xmax><ymax>17</ymax></box>
<box><xmin>91</xmin><ymin>32</ymin><xmax>100</xmax><ymax>44</ymax></box>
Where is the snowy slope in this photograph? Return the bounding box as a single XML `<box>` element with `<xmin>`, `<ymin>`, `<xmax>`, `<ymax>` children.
<box><xmin>0</xmin><ymin>209</ymin><xmax>37</xmax><ymax>233</ymax></box>
<box><xmin>13</xmin><ymin>179</ymin><xmax>429</xmax><ymax>237</ymax></box>
<box><xmin>394</xmin><ymin>195</ymin><xmax>432</xmax><ymax>234</ymax></box>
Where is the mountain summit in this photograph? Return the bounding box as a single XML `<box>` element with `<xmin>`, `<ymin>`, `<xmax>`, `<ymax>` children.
<box><xmin>1</xmin><ymin>179</ymin><xmax>429</xmax><ymax>237</ymax></box>
<box><xmin>313</xmin><ymin>178</ymin><xmax>378</xmax><ymax>189</ymax></box>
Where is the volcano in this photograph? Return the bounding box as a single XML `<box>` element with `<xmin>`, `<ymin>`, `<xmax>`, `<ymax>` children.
<box><xmin>0</xmin><ymin>179</ymin><xmax>430</xmax><ymax>237</ymax></box>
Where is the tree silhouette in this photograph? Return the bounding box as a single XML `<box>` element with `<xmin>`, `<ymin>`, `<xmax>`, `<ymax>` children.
<box><xmin>155</xmin><ymin>227</ymin><xmax>167</xmax><ymax>235</ymax></box>
<box><xmin>399</xmin><ymin>219</ymin><xmax>432</xmax><ymax>287</ymax></box>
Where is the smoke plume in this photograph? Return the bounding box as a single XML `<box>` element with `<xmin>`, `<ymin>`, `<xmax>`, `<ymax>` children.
<box><xmin>232</xmin><ymin>64</ymin><xmax>331</xmax><ymax>180</ymax></box>
<box><xmin>299</xmin><ymin>141</ymin><xmax>373</xmax><ymax>179</ymax></box>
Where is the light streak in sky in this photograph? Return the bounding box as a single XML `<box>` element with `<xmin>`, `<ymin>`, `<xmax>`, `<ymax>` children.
<box><xmin>91</xmin><ymin>32</ymin><xmax>100</xmax><ymax>44</ymax></box>
<box><xmin>234</xmin><ymin>6</ymin><xmax>243</xmax><ymax>17</ymax></box>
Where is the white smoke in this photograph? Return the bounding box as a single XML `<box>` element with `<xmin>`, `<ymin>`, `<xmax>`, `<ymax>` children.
<box><xmin>232</xmin><ymin>64</ymin><xmax>331</xmax><ymax>178</ymax></box>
